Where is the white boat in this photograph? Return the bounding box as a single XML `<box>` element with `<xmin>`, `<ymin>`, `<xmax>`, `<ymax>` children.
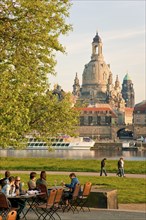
<box><xmin>122</xmin><ymin>142</ymin><xmax>138</xmax><ymax>150</ymax></box>
<box><xmin>27</xmin><ymin>135</ymin><xmax>95</xmax><ymax>150</ymax></box>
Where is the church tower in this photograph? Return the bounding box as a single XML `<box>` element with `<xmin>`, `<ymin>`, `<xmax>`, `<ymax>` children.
<box><xmin>72</xmin><ymin>72</ymin><xmax>80</xmax><ymax>97</ymax></box>
<box><xmin>72</xmin><ymin>31</ymin><xmax>133</xmax><ymax>112</ymax></box>
<box><xmin>80</xmin><ymin>32</ymin><xmax>112</xmax><ymax>103</ymax></box>
<box><xmin>121</xmin><ymin>73</ymin><xmax>135</xmax><ymax>107</ymax></box>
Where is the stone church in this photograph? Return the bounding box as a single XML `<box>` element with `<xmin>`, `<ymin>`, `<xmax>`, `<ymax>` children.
<box><xmin>72</xmin><ymin>32</ymin><xmax>135</xmax><ymax>110</ymax></box>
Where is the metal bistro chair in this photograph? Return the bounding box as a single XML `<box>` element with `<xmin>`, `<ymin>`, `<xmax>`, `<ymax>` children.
<box><xmin>0</xmin><ymin>192</ymin><xmax>12</xmax><ymax>219</ymax></box>
<box><xmin>6</xmin><ymin>210</ymin><xmax>17</xmax><ymax>220</ymax></box>
<box><xmin>35</xmin><ymin>188</ymin><xmax>57</xmax><ymax>220</ymax></box>
<box><xmin>66</xmin><ymin>183</ymin><xmax>81</xmax><ymax>213</ymax></box>
<box><xmin>77</xmin><ymin>182</ymin><xmax>92</xmax><ymax>212</ymax></box>
<box><xmin>45</xmin><ymin>188</ymin><xmax>64</xmax><ymax>220</ymax></box>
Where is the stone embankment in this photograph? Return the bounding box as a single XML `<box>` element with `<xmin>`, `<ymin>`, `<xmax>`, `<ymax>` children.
<box><xmin>92</xmin><ymin>141</ymin><xmax>146</xmax><ymax>150</ymax></box>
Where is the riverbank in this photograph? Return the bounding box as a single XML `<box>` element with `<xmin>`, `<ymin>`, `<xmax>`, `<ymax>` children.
<box><xmin>92</xmin><ymin>141</ymin><xmax>146</xmax><ymax>150</ymax></box>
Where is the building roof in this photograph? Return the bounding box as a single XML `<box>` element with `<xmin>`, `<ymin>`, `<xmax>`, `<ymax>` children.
<box><xmin>134</xmin><ymin>100</ymin><xmax>146</xmax><ymax>113</ymax></box>
<box><xmin>77</xmin><ymin>104</ymin><xmax>118</xmax><ymax>118</ymax></box>
<box><xmin>123</xmin><ymin>73</ymin><xmax>131</xmax><ymax>81</ymax></box>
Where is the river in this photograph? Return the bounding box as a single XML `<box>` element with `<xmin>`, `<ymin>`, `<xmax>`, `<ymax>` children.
<box><xmin>0</xmin><ymin>149</ymin><xmax>146</xmax><ymax>161</ymax></box>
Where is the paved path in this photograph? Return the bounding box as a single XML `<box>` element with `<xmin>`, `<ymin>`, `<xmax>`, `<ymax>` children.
<box><xmin>22</xmin><ymin>208</ymin><xmax>146</xmax><ymax>220</ymax></box>
<box><xmin>0</xmin><ymin>170</ymin><xmax>145</xmax><ymax>178</ymax></box>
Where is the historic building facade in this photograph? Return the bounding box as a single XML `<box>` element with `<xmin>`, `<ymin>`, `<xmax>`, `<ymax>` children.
<box><xmin>132</xmin><ymin>100</ymin><xmax>146</xmax><ymax>139</ymax></box>
<box><xmin>72</xmin><ymin>32</ymin><xmax>135</xmax><ymax>139</ymax></box>
<box><xmin>133</xmin><ymin>100</ymin><xmax>146</xmax><ymax>125</ymax></box>
<box><xmin>72</xmin><ymin>32</ymin><xmax>135</xmax><ymax>111</ymax></box>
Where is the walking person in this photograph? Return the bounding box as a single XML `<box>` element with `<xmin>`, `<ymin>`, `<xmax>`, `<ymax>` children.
<box><xmin>117</xmin><ymin>158</ymin><xmax>121</xmax><ymax>177</ymax></box>
<box><xmin>100</xmin><ymin>158</ymin><xmax>107</xmax><ymax>176</ymax></box>
<box><xmin>117</xmin><ymin>157</ymin><xmax>125</xmax><ymax>177</ymax></box>
<box><xmin>120</xmin><ymin>157</ymin><xmax>125</xmax><ymax>177</ymax></box>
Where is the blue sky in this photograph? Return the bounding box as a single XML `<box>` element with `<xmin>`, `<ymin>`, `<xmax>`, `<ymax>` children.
<box><xmin>49</xmin><ymin>0</ymin><xmax>145</xmax><ymax>104</ymax></box>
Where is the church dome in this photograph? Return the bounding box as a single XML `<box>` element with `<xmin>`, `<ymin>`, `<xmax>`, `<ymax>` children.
<box><xmin>81</xmin><ymin>32</ymin><xmax>111</xmax><ymax>98</ymax></box>
<box><xmin>123</xmin><ymin>73</ymin><xmax>131</xmax><ymax>81</ymax></box>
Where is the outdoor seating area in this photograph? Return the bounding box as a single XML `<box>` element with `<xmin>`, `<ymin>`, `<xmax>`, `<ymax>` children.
<box><xmin>0</xmin><ymin>184</ymin><xmax>92</xmax><ymax>220</ymax></box>
<box><xmin>0</xmin><ymin>171</ymin><xmax>92</xmax><ymax>220</ymax></box>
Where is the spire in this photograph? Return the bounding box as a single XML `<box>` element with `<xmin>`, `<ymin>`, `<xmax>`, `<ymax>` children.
<box><xmin>74</xmin><ymin>72</ymin><xmax>80</xmax><ymax>85</ymax></box>
<box><xmin>72</xmin><ymin>72</ymin><xmax>80</xmax><ymax>97</ymax></box>
<box><xmin>108</xmin><ymin>72</ymin><xmax>113</xmax><ymax>85</ymax></box>
<box><xmin>115</xmin><ymin>75</ymin><xmax>120</xmax><ymax>88</ymax></box>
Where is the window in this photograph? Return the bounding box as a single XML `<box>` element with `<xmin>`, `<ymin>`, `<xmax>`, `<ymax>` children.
<box><xmin>105</xmin><ymin>116</ymin><xmax>111</xmax><ymax>124</ymax></box>
<box><xmin>136</xmin><ymin>119</ymin><xmax>140</xmax><ymax>123</ymax></box>
<box><xmin>97</xmin><ymin>116</ymin><xmax>101</xmax><ymax>125</ymax></box>
<box><xmin>88</xmin><ymin>116</ymin><xmax>93</xmax><ymax>125</ymax></box>
<box><xmin>80</xmin><ymin>116</ymin><xmax>84</xmax><ymax>126</ymax></box>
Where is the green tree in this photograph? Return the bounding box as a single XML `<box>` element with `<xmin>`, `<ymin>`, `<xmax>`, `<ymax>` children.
<box><xmin>0</xmin><ymin>0</ymin><xmax>79</xmax><ymax>148</ymax></box>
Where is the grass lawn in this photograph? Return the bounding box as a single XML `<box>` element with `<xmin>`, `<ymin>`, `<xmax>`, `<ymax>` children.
<box><xmin>0</xmin><ymin>158</ymin><xmax>146</xmax><ymax>174</ymax></box>
<box><xmin>0</xmin><ymin>158</ymin><xmax>145</xmax><ymax>204</ymax></box>
<box><xmin>4</xmin><ymin>173</ymin><xmax>145</xmax><ymax>204</ymax></box>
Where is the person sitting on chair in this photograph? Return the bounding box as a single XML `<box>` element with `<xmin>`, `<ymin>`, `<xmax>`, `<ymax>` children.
<box><xmin>62</xmin><ymin>173</ymin><xmax>80</xmax><ymax>204</ymax></box>
<box><xmin>36</xmin><ymin>171</ymin><xmax>48</xmax><ymax>188</ymax></box>
<box><xmin>0</xmin><ymin>170</ymin><xmax>11</xmax><ymax>188</ymax></box>
<box><xmin>27</xmin><ymin>172</ymin><xmax>37</xmax><ymax>190</ymax></box>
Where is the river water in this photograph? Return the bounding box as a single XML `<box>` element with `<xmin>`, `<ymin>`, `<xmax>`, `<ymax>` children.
<box><xmin>0</xmin><ymin>149</ymin><xmax>146</xmax><ymax>161</ymax></box>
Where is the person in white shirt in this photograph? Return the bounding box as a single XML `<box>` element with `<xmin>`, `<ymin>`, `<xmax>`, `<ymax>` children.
<box><xmin>0</xmin><ymin>170</ymin><xmax>11</xmax><ymax>188</ymax></box>
<box><xmin>2</xmin><ymin>176</ymin><xmax>25</xmax><ymax>220</ymax></box>
<box><xmin>1</xmin><ymin>176</ymin><xmax>15</xmax><ymax>196</ymax></box>
<box><xmin>117</xmin><ymin>157</ymin><xmax>125</xmax><ymax>177</ymax></box>
<box><xmin>120</xmin><ymin>157</ymin><xmax>125</xmax><ymax>177</ymax></box>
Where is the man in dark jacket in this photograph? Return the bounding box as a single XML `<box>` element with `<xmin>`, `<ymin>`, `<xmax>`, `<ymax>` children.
<box><xmin>100</xmin><ymin>158</ymin><xmax>107</xmax><ymax>176</ymax></box>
